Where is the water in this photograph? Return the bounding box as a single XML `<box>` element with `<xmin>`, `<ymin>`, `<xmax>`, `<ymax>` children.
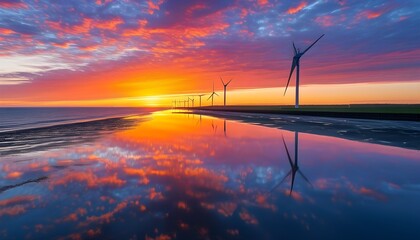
<box><xmin>0</xmin><ymin>110</ymin><xmax>419</xmax><ymax>239</ymax></box>
<box><xmin>0</xmin><ymin>107</ymin><xmax>153</xmax><ymax>133</ymax></box>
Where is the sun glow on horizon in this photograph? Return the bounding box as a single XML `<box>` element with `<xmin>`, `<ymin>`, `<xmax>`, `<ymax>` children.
<box><xmin>0</xmin><ymin>0</ymin><xmax>419</xmax><ymax>106</ymax></box>
<box><xmin>1</xmin><ymin>81</ymin><xmax>419</xmax><ymax>107</ymax></box>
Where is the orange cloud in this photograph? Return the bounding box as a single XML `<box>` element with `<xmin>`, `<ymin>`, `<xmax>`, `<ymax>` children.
<box><xmin>51</xmin><ymin>171</ymin><xmax>126</xmax><ymax>188</ymax></box>
<box><xmin>366</xmin><ymin>10</ymin><xmax>383</xmax><ymax>19</ymax></box>
<box><xmin>0</xmin><ymin>28</ymin><xmax>15</xmax><ymax>35</ymax></box>
<box><xmin>287</xmin><ymin>1</ymin><xmax>307</xmax><ymax>14</ymax></box>
<box><xmin>258</xmin><ymin>0</ymin><xmax>269</xmax><ymax>6</ymax></box>
<box><xmin>83</xmin><ymin>201</ymin><xmax>127</xmax><ymax>225</ymax></box>
<box><xmin>149</xmin><ymin>187</ymin><xmax>164</xmax><ymax>200</ymax></box>
<box><xmin>177</xmin><ymin>201</ymin><xmax>189</xmax><ymax>210</ymax></box>
<box><xmin>52</xmin><ymin>42</ymin><xmax>71</xmax><ymax>48</ymax></box>
<box><xmin>46</xmin><ymin>17</ymin><xmax>123</xmax><ymax>35</ymax></box>
<box><xmin>93</xmin><ymin>17</ymin><xmax>124</xmax><ymax>30</ymax></box>
<box><xmin>147</xmin><ymin>0</ymin><xmax>165</xmax><ymax>15</ymax></box>
<box><xmin>0</xmin><ymin>195</ymin><xmax>38</xmax><ymax>217</ymax></box>
<box><xmin>6</xmin><ymin>171</ymin><xmax>22</xmax><ymax>179</ymax></box>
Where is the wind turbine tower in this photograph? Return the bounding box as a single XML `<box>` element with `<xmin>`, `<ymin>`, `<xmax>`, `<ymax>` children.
<box><xmin>197</xmin><ymin>94</ymin><xmax>205</xmax><ymax>107</ymax></box>
<box><xmin>220</xmin><ymin>77</ymin><xmax>232</xmax><ymax>106</ymax></box>
<box><xmin>284</xmin><ymin>34</ymin><xmax>324</xmax><ymax>108</ymax></box>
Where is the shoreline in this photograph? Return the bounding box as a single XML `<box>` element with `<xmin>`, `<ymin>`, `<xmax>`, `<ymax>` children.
<box><xmin>183</xmin><ymin>109</ymin><xmax>420</xmax><ymax>151</ymax></box>
<box><xmin>178</xmin><ymin>105</ymin><xmax>420</xmax><ymax>121</ymax></box>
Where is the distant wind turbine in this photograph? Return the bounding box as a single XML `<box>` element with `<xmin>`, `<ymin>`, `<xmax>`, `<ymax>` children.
<box><xmin>284</xmin><ymin>34</ymin><xmax>324</xmax><ymax>108</ymax></box>
<box><xmin>220</xmin><ymin>76</ymin><xmax>232</xmax><ymax>106</ymax></box>
<box><xmin>196</xmin><ymin>94</ymin><xmax>205</xmax><ymax>107</ymax></box>
<box><xmin>188</xmin><ymin>96</ymin><xmax>195</xmax><ymax>108</ymax></box>
<box><xmin>207</xmin><ymin>81</ymin><xmax>219</xmax><ymax>106</ymax></box>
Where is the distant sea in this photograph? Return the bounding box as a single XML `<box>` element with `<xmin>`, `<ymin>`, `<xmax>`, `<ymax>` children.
<box><xmin>0</xmin><ymin>107</ymin><xmax>153</xmax><ymax>133</ymax></box>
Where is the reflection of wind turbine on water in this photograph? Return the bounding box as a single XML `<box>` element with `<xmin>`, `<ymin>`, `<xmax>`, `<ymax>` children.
<box><xmin>284</xmin><ymin>34</ymin><xmax>324</xmax><ymax>108</ymax></box>
<box><xmin>223</xmin><ymin>119</ymin><xmax>227</xmax><ymax>137</ymax></box>
<box><xmin>271</xmin><ymin>132</ymin><xmax>311</xmax><ymax>196</ymax></box>
<box><xmin>211</xmin><ymin>120</ymin><xmax>218</xmax><ymax>134</ymax></box>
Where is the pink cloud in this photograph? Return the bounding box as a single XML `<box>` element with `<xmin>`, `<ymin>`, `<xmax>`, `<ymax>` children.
<box><xmin>0</xmin><ymin>0</ymin><xmax>27</xmax><ymax>9</ymax></box>
<box><xmin>258</xmin><ymin>0</ymin><xmax>269</xmax><ymax>7</ymax></box>
<box><xmin>315</xmin><ymin>16</ymin><xmax>334</xmax><ymax>27</ymax></box>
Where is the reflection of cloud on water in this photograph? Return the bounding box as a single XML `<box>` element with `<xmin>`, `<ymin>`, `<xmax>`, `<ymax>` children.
<box><xmin>0</xmin><ymin>195</ymin><xmax>39</xmax><ymax>217</ymax></box>
<box><xmin>1</xmin><ymin>111</ymin><xmax>419</xmax><ymax>239</ymax></box>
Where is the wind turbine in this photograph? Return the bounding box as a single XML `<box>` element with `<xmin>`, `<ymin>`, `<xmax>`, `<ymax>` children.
<box><xmin>196</xmin><ymin>94</ymin><xmax>205</xmax><ymax>107</ymax></box>
<box><xmin>207</xmin><ymin>81</ymin><xmax>219</xmax><ymax>106</ymax></box>
<box><xmin>188</xmin><ymin>96</ymin><xmax>195</xmax><ymax>108</ymax></box>
<box><xmin>271</xmin><ymin>132</ymin><xmax>311</xmax><ymax>196</ymax></box>
<box><xmin>220</xmin><ymin>77</ymin><xmax>232</xmax><ymax>106</ymax></box>
<box><xmin>284</xmin><ymin>34</ymin><xmax>324</xmax><ymax>108</ymax></box>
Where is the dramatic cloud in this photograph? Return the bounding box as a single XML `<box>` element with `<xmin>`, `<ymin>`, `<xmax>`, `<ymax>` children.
<box><xmin>0</xmin><ymin>0</ymin><xmax>419</xmax><ymax>105</ymax></box>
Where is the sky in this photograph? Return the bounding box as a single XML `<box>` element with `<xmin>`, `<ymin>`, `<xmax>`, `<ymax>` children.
<box><xmin>0</xmin><ymin>0</ymin><xmax>419</xmax><ymax>106</ymax></box>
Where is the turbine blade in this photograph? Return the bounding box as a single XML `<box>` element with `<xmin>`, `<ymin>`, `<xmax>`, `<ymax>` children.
<box><xmin>220</xmin><ymin>76</ymin><xmax>225</xmax><ymax>85</ymax></box>
<box><xmin>302</xmin><ymin>34</ymin><xmax>324</xmax><ymax>55</ymax></box>
<box><xmin>290</xmin><ymin>171</ymin><xmax>296</xmax><ymax>196</ymax></box>
<box><xmin>293</xmin><ymin>42</ymin><xmax>297</xmax><ymax>55</ymax></box>
<box><xmin>284</xmin><ymin>59</ymin><xmax>296</xmax><ymax>96</ymax></box>
<box><xmin>282</xmin><ymin>136</ymin><xmax>294</xmax><ymax>168</ymax></box>
<box><xmin>281</xmin><ymin>170</ymin><xmax>292</xmax><ymax>184</ymax></box>
<box><xmin>270</xmin><ymin>170</ymin><xmax>292</xmax><ymax>193</ymax></box>
<box><xmin>214</xmin><ymin>92</ymin><xmax>219</xmax><ymax>96</ymax></box>
<box><xmin>207</xmin><ymin>94</ymin><xmax>213</xmax><ymax>101</ymax></box>
<box><xmin>227</xmin><ymin>79</ymin><xmax>232</xmax><ymax>86</ymax></box>
<box><xmin>298</xmin><ymin>170</ymin><xmax>312</xmax><ymax>186</ymax></box>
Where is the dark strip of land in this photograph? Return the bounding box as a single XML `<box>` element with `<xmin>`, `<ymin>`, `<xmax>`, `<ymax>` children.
<box><xmin>182</xmin><ymin>109</ymin><xmax>420</xmax><ymax>150</ymax></box>
<box><xmin>182</xmin><ymin>104</ymin><xmax>420</xmax><ymax>121</ymax></box>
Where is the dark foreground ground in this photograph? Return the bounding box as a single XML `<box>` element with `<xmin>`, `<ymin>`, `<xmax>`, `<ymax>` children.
<box><xmin>183</xmin><ymin>104</ymin><xmax>420</xmax><ymax>121</ymax></box>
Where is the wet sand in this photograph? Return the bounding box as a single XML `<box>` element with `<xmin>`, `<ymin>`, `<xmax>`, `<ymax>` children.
<box><xmin>188</xmin><ymin>110</ymin><xmax>420</xmax><ymax>150</ymax></box>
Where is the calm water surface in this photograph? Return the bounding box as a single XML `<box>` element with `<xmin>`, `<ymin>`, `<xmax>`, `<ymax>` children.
<box><xmin>0</xmin><ymin>110</ymin><xmax>419</xmax><ymax>239</ymax></box>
